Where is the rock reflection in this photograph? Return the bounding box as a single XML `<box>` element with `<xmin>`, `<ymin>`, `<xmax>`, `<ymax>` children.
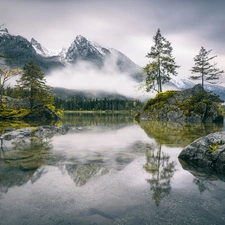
<box><xmin>179</xmin><ymin>159</ymin><xmax>225</xmax><ymax>194</ymax></box>
<box><xmin>139</xmin><ymin>120</ymin><xmax>223</xmax><ymax>147</ymax></box>
<box><xmin>144</xmin><ymin>143</ymin><xmax>176</xmax><ymax>206</ymax></box>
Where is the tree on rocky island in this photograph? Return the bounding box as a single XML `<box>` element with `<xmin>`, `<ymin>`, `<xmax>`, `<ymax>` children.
<box><xmin>190</xmin><ymin>46</ymin><xmax>224</xmax><ymax>91</ymax></box>
<box><xmin>15</xmin><ymin>61</ymin><xmax>53</xmax><ymax>112</ymax></box>
<box><xmin>143</xmin><ymin>29</ymin><xmax>179</xmax><ymax>93</ymax></box>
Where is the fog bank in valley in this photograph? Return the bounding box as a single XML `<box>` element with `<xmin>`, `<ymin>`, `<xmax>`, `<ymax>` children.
<box><xmin>46</xmin><ymin>60</ymin><xmax>152</xmax><ymax>100</ymax></box>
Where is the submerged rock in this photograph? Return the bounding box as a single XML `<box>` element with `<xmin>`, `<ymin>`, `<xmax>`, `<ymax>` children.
<box><xmin>178</xmin><ymin>132</ymin><xmax>225</xmax><ymax>173</ymax></box>
<box><xmin>139</xmin><ymin>84</ymin><xmax>224</xmax><ymax>123</ymax></box>
<box><xmin>1</xmin><ymin>125</ymin><xmax>70</xmax><ymax>141</ymax></box>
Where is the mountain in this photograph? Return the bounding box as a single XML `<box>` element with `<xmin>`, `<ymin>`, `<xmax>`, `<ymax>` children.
<box><xmin>169</xmin><ymin>79</ymin><xmax>225</xmax><ymax>101</ymax></box>
<box><xmin>65</xmin><ymin>35</ymin><xmax>111</xmax><ymax>67</ymax></box>
<box><xmin>0</xmin><ymin>29</ymin><xmax>142</xmax><ymax>81</ymax></box>
<box><xmin>31</xmin><ymin>38</ymin><xmax>59</xmax><ymax>58</ymax></box>
<box><xmin>0</xmin><ymin>29</ymin><xmax>62</xmax><ymax>71</ymax></box>
<box><xmin>65</xmin><ymin>35</ymin><xmax>142</xmax><ymax>81</ymax></box>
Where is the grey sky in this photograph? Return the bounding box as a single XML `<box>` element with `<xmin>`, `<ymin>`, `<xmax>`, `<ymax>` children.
<box><xmin>1</xmin><ymin>0</ymin><xmax>225</xmax><ymax>80</ymax></box>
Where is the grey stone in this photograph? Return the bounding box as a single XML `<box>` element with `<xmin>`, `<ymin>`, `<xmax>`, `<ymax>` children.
<box><xmin>1</xmin><ymin>125</ymin><xmax>70</xmax><ymax>141</ymax></box>
<box><xmin>178</xmin><ymin>132</ymin><xmax>225</xmax><ymax>173</ymax></box>
<box><xmin>139</xmin><ymin>84</ymin><xmax>224</xmax><ymax>123</ymax></box>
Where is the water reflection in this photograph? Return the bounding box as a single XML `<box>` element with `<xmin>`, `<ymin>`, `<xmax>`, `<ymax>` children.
<box><xmin>1</xmin><ymin>114</ymin><xmax>225</xmax><ymax>225</ymax></box>
<box><xmin>139</xmin><ymin>120</ymin><xmax>223</xmax><ymax>147</ymax></box>
<box><xmin>144</xmin><ymin>143</ymin><xmax>176</xmax><ymax>206</ymax></box>
<box><xmin>0</xmin><ymin>120</ymin><xmax>149</xmax><ymax>193</ymax></box>
<box><xmin>63</xmin><ymin>112</ymin><xmax>134</xmax><ymax>127</ymax></box>
<box><xmin>179</xmin><ymin>158</ymin><xmax>225</xmax><ymax>195</ymax></box>
<box><xmin>0</xmin><ymin>129</ymin><xmax>67</xmax><ymax>193</ymax></box>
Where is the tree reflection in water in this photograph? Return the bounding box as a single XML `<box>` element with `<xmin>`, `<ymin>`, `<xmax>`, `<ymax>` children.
<box><xmin>144</xmin><ymin>143</ymin><xmax>176</xmax><ymax>206</ymax></box>
<box><xmin>193</xmin><ymin>177</ymin><xmax>214</xmax><ymax>193</ymax></box>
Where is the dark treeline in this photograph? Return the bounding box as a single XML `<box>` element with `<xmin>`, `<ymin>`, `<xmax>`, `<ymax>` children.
<box><xmin>5</xmin><ymin>87</ymin><xmax>143</xmax><ymax>111</ymax></box>
<box><xmin>54</xmin><ymin>96</ymin><xmax>143</xmax><ymax>111</ymax></box>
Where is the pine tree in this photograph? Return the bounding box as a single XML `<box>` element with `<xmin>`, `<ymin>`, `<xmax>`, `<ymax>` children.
<box><xmin>190</xmin><ymin>46</ymin><xmax>224</xmax><ymax>90</ymax></box>
<box><xmin>16</xmin><ymin>61</ymin><xmax>53</xmax><ymax>111</ymax></box>
<box><xmin>143</xmin><ymin>29</ymin><xmax>179</xmax><ymax>92</ymax></box>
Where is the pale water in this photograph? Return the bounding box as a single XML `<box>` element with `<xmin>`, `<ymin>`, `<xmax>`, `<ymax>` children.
<box><xmin>0</xmin><ymin>113</ymin><xmax>225</xmax><ymax>225</ymax></box>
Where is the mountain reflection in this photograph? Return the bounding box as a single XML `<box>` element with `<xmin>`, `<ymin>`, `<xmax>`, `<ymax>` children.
<box><xmin>144</xmin><ymin>143</ymin><xmax>176</xmax><ymax>206</ymax></box>
<box><xmin>0</xmin><ymin>120</ymin><xmax>148</xmax><ymax>192</ymax></box>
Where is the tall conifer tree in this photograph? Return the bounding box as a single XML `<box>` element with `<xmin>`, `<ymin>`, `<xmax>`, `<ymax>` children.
<box><xmin>16</xmin><ymin>61</ymin><xmax>53</xmax><ymax>111</ymax></box>
<box><xmin>190</xmin><ymin>46</ymin><xmax>224</xmax><ymax>90</ymax></box>
<box><xmin>143</xmin><ymin>29</ymin><xmax>179</xmax><ymax>92</ymax></box>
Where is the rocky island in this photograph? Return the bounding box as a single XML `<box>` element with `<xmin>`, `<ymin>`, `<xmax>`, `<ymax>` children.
<box><xmin>137</xmin><ymin>84</ymin><xmax>224</xmax><ymax>123</ymax></box>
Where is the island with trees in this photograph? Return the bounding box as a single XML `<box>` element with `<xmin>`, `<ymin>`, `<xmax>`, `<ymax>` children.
<box><xmin>0</xmin><ymin>60</ymin><xmax>60</xmax><ymax>122</ymax></box>
<box><xmin>137</xmin><ymin>29</ymin><xmax>224</xmax><ymax>124</ymax></box>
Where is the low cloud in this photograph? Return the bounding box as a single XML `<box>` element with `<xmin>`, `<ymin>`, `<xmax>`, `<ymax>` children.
<box><xmin>46</xmin><ymin>60</ymin><xmax>152</xmax><ymax>100</ymax></box>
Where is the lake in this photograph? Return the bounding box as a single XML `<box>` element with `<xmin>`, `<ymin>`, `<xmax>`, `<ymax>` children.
<box><xmin>0</xmin><ymin>113</ymin><xmax>225</xmax><ymax>225</ymax></box>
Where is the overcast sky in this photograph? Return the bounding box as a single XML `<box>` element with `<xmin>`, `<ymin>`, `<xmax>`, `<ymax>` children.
<box><xmin>1</xmin><ymin>0</ymin><xmax>225</xmax><ymax>80</ymax></box>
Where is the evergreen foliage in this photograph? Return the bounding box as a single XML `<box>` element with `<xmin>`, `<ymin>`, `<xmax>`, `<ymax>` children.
<box><xmin>15</xmin><ymin>61</ymin><xmax>53</xmax><ymax>111</ymax></box>
<box><xmin>190</xmin><ymin>46</ymin><xmax>224</xmax><ymax>90</ymax></box>
<box><xmin>143</xmin><ymin>29</ymin><xmax>179</xmax><ymax>93</ymax></box>
<box><xmin>53</xmin><ymin>96</ymin><xmax>143</xmax><ymax>111</ymax></box>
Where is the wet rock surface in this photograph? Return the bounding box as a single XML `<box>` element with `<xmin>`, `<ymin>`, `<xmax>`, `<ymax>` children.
<box><xmin>1</xmin><ymin>125</ymin><xmax>69</xmax><ymax>141</ymax></box>
<box><xmin>178</xmin><ymin>132</ymin><xmax>225</xmax><ymax>173</ymax></box>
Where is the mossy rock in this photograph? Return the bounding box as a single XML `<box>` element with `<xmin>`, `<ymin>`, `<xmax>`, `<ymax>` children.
<box><xmin>139</xmin><ymin>84</ymin><xmax>224</xmax><ymax>123</ymax></box>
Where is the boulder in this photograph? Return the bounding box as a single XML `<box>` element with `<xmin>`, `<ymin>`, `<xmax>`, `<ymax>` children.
<box><xmin>1</xmin><ymin>125</ymin><xmax>70</xmax><ymax>141</ymax></box>
<box><xmin>139</xmin><ymin>84</ymin><xmax>224</xmax><ymax>123</ymax></box>
<box><xmin>178</xmin><ymin>132</ymin><xmax>225</xmax><ymax>173</ymax></box>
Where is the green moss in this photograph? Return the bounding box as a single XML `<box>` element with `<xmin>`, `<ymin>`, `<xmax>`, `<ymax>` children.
<box><xmin>209</xmin><ymin>143</ymin><xmax>218</xmax><ymax>153</ymax></box>
<box><xmin>142</xmin><ymin>87</ymin><xmax>224</xmax><ymax>122</ymax></box>
<box><xmin>0</xmin><ymin>108</ymin><xmax>29</xmax><ymax>118</ymax></box>
<box><xmin>193</xmin><ymin>102</ymin><xmax>206</xmax><ymax>115</ymax></box>
<box><xmin>134</xmin><ymin>112</ymin><xmax>140</xmax><ymax>120</ymax></box>
<box><xmin>144</xmin><ymin>90</ymin><xmax>177</xmax><ymax>111</ymax></box>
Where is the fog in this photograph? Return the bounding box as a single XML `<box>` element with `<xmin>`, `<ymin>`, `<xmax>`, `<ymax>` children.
<box><xmin>46</xmin><ymin>60</ymin><xmax>153</xmax><ymax>100</ymax></box>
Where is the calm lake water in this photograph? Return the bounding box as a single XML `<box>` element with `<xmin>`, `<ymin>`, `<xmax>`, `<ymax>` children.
<box><xmin>0</xmin><ymin>113</ymin><xmax>225</xmax><ymax>225</ymax></box>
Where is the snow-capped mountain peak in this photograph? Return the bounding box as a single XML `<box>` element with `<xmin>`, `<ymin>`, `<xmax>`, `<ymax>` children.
<box><xmin>0</xmin><ymin>28</ymin><xmax>10</xmax><ymax>37</ymax></box>
<box><xmin>170</xmin><ymin>79</ymin><xmax>195</xmax><ymax>89</ymax></box>
<box><xmin>0</xmin><ymin>28</ymin><xmax>9</xmax><ymax>34</ymax></box>
<box><xmin>31</xmin><ymin>38</ymin><xmax>58</xmax><ymax>57</ymax></box>
<box><xmin>65</xmin><ymin>35</ymin><xmax>110</xmax><ymax>64</ymax></box>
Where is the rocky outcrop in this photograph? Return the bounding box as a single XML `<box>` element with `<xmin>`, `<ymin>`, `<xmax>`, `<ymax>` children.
<box><xmin>1</xmin><ymin>125</ymin><xmax>70</xmax><ymax>141</ymax></box>
<box><xmin>139</xmin><ymin>84</ymin><xmax>224</xmax><ymax>123</ymax></box>
<box><xmin>1</xmin><ymin>96</ymin><xmax>60</xmax><ymax>122</ymax></box>
<box><xmin>23</xmin><ymin>105</ymin><xmax>60</xmax><ymax>121</ymax></box>
<box><xmin>178</xmin><ymin>132</ymin><xmax>225</xmax><ymax>173</ymax></box>
<box><xmin>3</xmin><ymin>96</ymin><xmax>30</xmax><ymax>109</ymax></box>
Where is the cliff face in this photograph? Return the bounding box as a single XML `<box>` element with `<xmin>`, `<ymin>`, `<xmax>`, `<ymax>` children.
<box><xmin>139</xmin><ymin>84</ymin><xmax>224</xmax><ymax>123</ymax></box>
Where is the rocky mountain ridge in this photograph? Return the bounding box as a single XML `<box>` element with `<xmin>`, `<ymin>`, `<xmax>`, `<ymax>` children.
<box><xmin>0</xmin><ymin>28</ymin><xmax>142</xmax><ymax>81</ymax></box>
